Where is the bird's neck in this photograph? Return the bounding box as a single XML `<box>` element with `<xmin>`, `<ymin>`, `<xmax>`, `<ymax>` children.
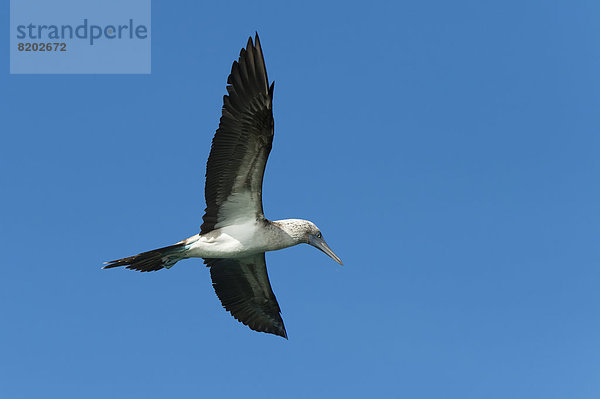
<box><xmin>268</xmin><ymin>219</ymin><xmax>309</xmax><ymax>247</ymax></box>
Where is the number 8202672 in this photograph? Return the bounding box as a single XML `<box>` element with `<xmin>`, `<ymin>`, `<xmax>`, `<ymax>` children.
<box><xmin>17</xmin><ymin>43</ymin><xmax>67</xmax><ymax>52</ymax></box>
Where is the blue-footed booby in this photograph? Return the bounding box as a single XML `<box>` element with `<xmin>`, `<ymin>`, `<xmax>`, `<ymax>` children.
<box><xmin>103</xmin><ymin>34</ymin><xmax>342</xmax><ymax>339</ymax></box>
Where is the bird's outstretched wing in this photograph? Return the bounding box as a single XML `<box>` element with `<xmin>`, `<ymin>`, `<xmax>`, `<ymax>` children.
<box><xmin>206</xmin><ymin>254</ymin><xmax>287</xmax><ymax>338</ymax></box>
<box><xmin>201</xmin><ymin>33</ymin><xmax>275</xmax><ymax>234</ymax></box>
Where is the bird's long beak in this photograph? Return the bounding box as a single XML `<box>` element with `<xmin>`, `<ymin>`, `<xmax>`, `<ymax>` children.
<box><xmin>309</xmin><ymin>235</ymin><xmax>343</xmax><ymax>265</ymax></box>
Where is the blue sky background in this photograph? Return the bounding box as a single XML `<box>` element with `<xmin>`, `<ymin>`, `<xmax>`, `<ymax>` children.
<box><xmin>2</xmin><ymin>1</ymin><xmax>600</xmax><ymax>398</ymax></box>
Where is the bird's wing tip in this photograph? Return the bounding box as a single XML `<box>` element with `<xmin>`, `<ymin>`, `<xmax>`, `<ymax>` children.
<box><xmin>278</xmin><ymin>324</ymin><xmax>288</xmax><ymax>339</ymax></box>
<box><xmin>254</xmin><ymin>32</ymin><xmax>262</xmax><ymax>49</ymax></box>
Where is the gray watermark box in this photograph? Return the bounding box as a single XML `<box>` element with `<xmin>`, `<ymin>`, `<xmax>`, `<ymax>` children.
<box><xmin>10</xmin><ymin>0</ymin><xmax>151</xmax><ymax>74</ymax></box>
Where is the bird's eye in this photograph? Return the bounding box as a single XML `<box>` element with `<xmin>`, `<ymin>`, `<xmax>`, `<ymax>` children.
<box><xmin>316</xmin><ymin>232</ymin><xmax>322</xmax><ymax>238</ymax></box>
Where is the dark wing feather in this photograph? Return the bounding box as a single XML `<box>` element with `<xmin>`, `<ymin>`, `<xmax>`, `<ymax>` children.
<box><xmin>207</xmin><ymin>254</ymin><xmax>287</xmax><ymax>338</ymax></box>
<box><xmin>201</xmin><ymin>34</ymin><xmax>275</xmax><ymax>234</ymax></box>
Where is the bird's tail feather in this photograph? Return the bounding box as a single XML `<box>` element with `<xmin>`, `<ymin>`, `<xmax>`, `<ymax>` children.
<box><xmin>103</xmin><ymin>242</ymin><xmax>187</xmax><ymax>272</ymax></box>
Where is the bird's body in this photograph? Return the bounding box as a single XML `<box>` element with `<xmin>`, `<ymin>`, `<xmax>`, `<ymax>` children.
<box><xmin>104</xmin><ymin>34</ymin><xmax>341</xmax><ymax>339</ymax></box>
<box><xmin>175</xmin><ymin>219</ymin><xmax>312</xmax><ymax>260</ymax></box>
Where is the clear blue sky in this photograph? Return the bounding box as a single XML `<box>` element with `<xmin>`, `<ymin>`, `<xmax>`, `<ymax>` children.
<box><xmin>2</xmin><ymin>1</ymin><xmax>600</xmax><ymax>398</ymax></box>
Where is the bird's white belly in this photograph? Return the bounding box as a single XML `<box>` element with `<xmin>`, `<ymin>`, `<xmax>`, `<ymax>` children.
<box><xmin>185</xmin><ymin>220</ymin><xmax>267</xmax><ymax>259</ymax></box>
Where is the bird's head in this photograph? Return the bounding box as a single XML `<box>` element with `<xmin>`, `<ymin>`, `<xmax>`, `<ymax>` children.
<box><xmin>274</xmin><ymin>219</ymin><xmax>343</xmax><ymax>265</ymax></box>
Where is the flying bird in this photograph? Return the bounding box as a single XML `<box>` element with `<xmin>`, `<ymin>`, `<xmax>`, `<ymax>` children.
<box><xmin>103</xmin><ymin>34</ymin><xmax>342</xmax><ymax>339</ymax></box>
